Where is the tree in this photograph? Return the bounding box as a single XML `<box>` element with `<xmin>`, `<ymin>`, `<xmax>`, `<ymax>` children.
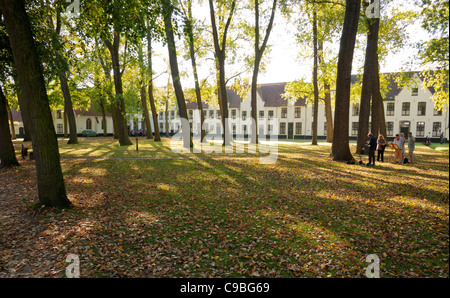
<box><xmin>180</xmin><ymin>0</ymin><xmax>206</xmax><ymax>141</ymax></box>
<box><xmin>0</xmin><ymin>84</ymin><xmax>19</xmax><ymax>168</ymax></box>
<box><xmin>418</xmin><ymin>0</ymin><xmax>449</xmax><ymax>111</ymax></box>
<box><xmin>208</xmin><ymin>0</ymin><xmax>237</xmax><ymax>146</ymax></box>
<box><xmin>147</xmin><ymin>28</ymin><xmax>162</xmax><ymax>142</ymax></box>
<box><xmin>78</xmin><ymin>0</ymin><xmax>139</xmax><ymax>146</ymax></box>
<box><xmin>356</xmin><ymin>1</ymin><xmax>380</xmax><ymax>152</ymax></box>
<box><xmin>161</xmin><ymin>0</ymin><xmax>192</xmax><ymax>148</ymax></box>
<box><xmin>0</xmin><ymin>0</ymin><xmax>71</xmax><ymax>208</ymax></box>
<box><xmin>331</xmin><ymin>0</ymin><xmax>361</xmax><ymax>162</ymax></box>
<box><xmin>46</xmin><ymin>0</ymin><xmax>78</xmax><ymax>144</ymax></box>
<box><xmin>250</xmin><ymin>0</ymin><xmax>277</xmax><ymax>144</ymax></box>
<box><xmin>282</xmin><ymin>0</ymin><xmax>344</xmax><ymax>144</ymax></box>
<box><xmin>137</xmin><ymin>39</ymin><xmax>153</xmax><ymax>139</ymax></box>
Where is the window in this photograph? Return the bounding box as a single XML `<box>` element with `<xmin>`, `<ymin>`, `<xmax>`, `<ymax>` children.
<box><xmin>416</xmin><ymin>122</ymin><xmax>425</xmax><ymax>137</ymax></box>
<box><xmin>159</xmin><ymin>112</ymin><xmax>164</xmax><ymax>119</ymax></box>
<box><xmin>232</xmin><ymin>124</ymin><xmax>236</xmax><ymax>134</ymax></box>
<box><xmin>352</xmin><ymin>104</ymin><xmax>360</xmax><ymax>116</ymax></box>
<box><xmin>188</xmin><ymin>110</ymin><xmax>193</xmax><ymax>119</ymax></box>
<box><xmin>387</xmin><ymin>122</ymin><xmax>394</xmax><ymax>136</ymax></box>
<box><xmin>417</xmin><ymin>102</ymin><xmax>426</xmax><ymax>116</ymax></box>
<box><xmin>242</xmin><ymin>111</ymin><xmax>247</xmax><ymax>121</ymax></box>
<box><xmin>268</xmin><ymin>124</ymin><xmax>273</xmax><ymax>133</ymax></box>
<box><xmin>401</xmin><ymin>103</ymin><xmax>410</xmax><ymax>116</ymax></box>
<box><xmin>259</xmin><ymin>110</ymin><xmax>264</xmax><ymax>118</ymax></box>
<box><xmin>268</xmin><ymin>110</ymin><xmax>274</xmax><ymax>119</ymax></box>
<box><xmin>171</xmin><ymin>111</ymin><xmax>175</xmax><ymax>120</ymax></box>
<box><xmin>386</xmin><ymin>103</ymin><xmax>395</xmax><ymax>116</ymax></box>
<box><xmin>216</xmin><ymin>110</ymin><xmax>221</xmax><ymax>119</ymax></box>
<box><xmin>203</xmin><ymin>110</ymin><xmax>207</xmax><ymax>119</ymax></box>
<box><xmin>57</xmin><ymin>124</ymin><xmax>63</xmax><ymax>134</ymax></box>
<box><xmin>351</xmin><ymin>122</ymin><xmax>358</xmax><ymax>136</ymax></box>
<box><xmin>56</xmin><ymin>110</ymin><xmax>62</xmax><ymax>119</ymax></box>
<box><xmin>231</xmin><ymin>109</ymin><xmax>237</xmax><ymax>119</ymax></box>
<box><xmin>280</xmin><ymin>123</ymin><xmax>286</xmax><ymax>135</ymax></box>
<box><xmin>432</xmin><ymin>122</ymin><xmax>441</xmax><ymax>137</ymax></box>
<box><xmin>160</xmin><ymin>123</ymin><xmax>164</xmax><ymax>132</ymax></box>
<box><xmin>295</xmin><ymin>122</ymin><xmax>302</xmax><ymax>135</ymax></box>
<box><xmin>411</xmin><ymin>87</ymin><xmax>418</xmax><ymax>96</ymax></box>
<box><xmin>323</xmin><ymin>122</ymin><xmax>327</xmax><ymax>136</ymax></box>
<box><xmin>434</xmin><ymin>108</ymin><xmax>443</xmax><ymax>116</ymax></box>
<box><xmin>86</xmin><ymin>118</ymin><xmax>92</xmax><ymax>130</ymax></box>
<box><xmin>243</xmin><ymin>125</ymin><xmax>247</xmax><ymax>134</ymax></box>
<box><xmin>281</xmin><ymin>108</ymin><xmax>287</xmax><ymax>118</ymax></box>
<box><xmin>209</xmin><ymin>110</ymin><xmax>214</xmax><ymax>119</ymax></box>
<box><xmin>295</xmin><ymin>107</ymin><xmax>301</xmax><ymax>118</ymax></box>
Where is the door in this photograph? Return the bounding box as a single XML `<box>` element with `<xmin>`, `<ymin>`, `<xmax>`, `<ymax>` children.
<box><xmin>288</xmin><ymin>123</ymin><xmax>294</xmax><ymax>139</ymax></box>
<box><xmin>400</xmin><ymin>121</ymin><xmax>410</xmax><ymax>140</ymax></box>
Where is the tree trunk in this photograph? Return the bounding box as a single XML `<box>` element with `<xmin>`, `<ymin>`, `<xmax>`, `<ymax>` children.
<box><xmin>209</xmin><ymin>0</ymin><xmax>236</xmax><ymax>146</ymax></box>
<box><xmin>324</xmin><ymin>84</ymin><xmax>334</xmax><ymax>143</ymax></box>
<box><xmin>63</xmin><ymin>110</ymin><xmax>68</xmax><ymax>138</ymax></box>
<box><xmin>104</xmin><ymin>35</ymin><xmax>132</xmax><ymax>146</ymax></box>
<box><xmin>162</xmin><ymin>0</ymin><xmax>192</xmax><ymax>148</ymax></box>
<box><xmin>356</xmin><ymin>15</ymin><xmax>379</xmax><ymax>152</ymax></box>
<box><xmin>374</xmin><ymin>66</ymin><xmax>386</xmax><ymax>138</ymax></box>
<box><xmin>140</xmin><ymin>85</ymin><xmax>153</xmax><ymax>139</ymax></box>
<box><xmin>186</xmin><ymin>9</ymin><xmax>205</xmax><ymax>141</ymax></box>
<box><xmin>147</xmin><ymin>31</ymin><xmax>161</xmax><ymax>142</ymax></box>
<box><xmin>13</xmin><ymin>76</ymin><xmax>31</xmax><ymax>141</ymax></box>
<box><xmin>165</xmin><ymin>100</ymin><xmax>170</xmax><ymax>138</ymax></box>
<box><xmin>0</xmin><ymin>85</ymin><xmax>19</xmax><ymax>168</ymax></box>
<box><xmin>99</xmin><ymin>97</ymin><xmax>107</xmax><ymax>136</ymax></box>
<box><xmin>59</xmin><ymin>73</ymin><xmax>78</xmax><ymax>144</ymax></box>
<box><xmin>331</xmin><ymin>0</ymin><xmax>361</xmax><ymax>162</ymax></box>
<box><xmin>371</xmin><ymin>88</ymin><xmax>379</xmax><ymax>136</ymax></box>
<box><xmin>0</xmin><ymin>0</ymin><xmax>70</xmax><ymax>207</ymax></box>
<box><xmin>312</xmin><ymin>10</ymin><xmax>319</xmax><ymax>145</ymax></box>
<box><xmin>110</xmin><ymin>103</ymin><xmax>119</xmax><ymax>139</ymax></box>
<box><xmin>251</xmin><ymin>0</ymin><xmax>277</xmax><ymax>145</ymax></box>
<box><xmin>6</xmin><ymin>99</ymin><xmax>16</xmax><ymax>140</ymax></box>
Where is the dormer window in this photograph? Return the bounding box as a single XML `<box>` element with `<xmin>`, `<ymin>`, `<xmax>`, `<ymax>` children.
<box><xmin>411</xmin><ymin>88</ymin><xmax>418</xmax><ymax>96</ymax></box>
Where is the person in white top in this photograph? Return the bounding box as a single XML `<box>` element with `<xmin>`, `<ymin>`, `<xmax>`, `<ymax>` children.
<box><xmin>393</xmin><ymin>134</ymin><xmax>403</xmax><ymax>163</ymax></box>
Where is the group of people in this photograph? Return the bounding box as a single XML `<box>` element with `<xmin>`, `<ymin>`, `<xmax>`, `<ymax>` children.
<box><xmin>366</xmin><ymin>132</ymin><xmax>416</xmax><ymax>166</ymax></box>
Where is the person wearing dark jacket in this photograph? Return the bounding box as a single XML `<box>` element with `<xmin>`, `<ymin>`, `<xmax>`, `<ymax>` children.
<box><xmin>367</xmin><ymin>133</ymin><xmax>377</xmax><ymax>166</ymax></box>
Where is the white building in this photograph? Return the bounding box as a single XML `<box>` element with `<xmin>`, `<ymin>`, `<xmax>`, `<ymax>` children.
<box><xmin>154</xmin><ymin>73</ymin><xmax>448</xmax><ymax>142</ymax></box>
<box><xmin>11</xmin><ymin>106</ymin><xmax>114</xmax><ymax>137</ymax></box>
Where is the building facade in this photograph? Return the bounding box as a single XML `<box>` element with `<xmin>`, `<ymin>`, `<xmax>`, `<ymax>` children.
<box><xmin>11</xmin><ymin>107</ymin><xmax>114</xmax><ymax>137</ymax></box>
<box><xmin>149</xmin><ymin>73</ymin><xmax>448</xmax><ymax>142</ymax></box>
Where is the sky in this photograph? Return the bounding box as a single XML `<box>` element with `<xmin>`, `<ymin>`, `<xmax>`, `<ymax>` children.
<box><xmin>150</xmin><ymin>0</ymin><xmax>430</xmax><ymax>89</ymax></box>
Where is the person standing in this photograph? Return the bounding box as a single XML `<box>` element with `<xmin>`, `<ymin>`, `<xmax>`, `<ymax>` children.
<box><xmin>426</xmin><ymin>132</ymin><xmax>432</xmax><ymax>145</ymax></box>
<box><xmin>367</xmin><ymin>133</ymin><xmax>377</xmax><ymax>166</ymax></box>
<box><xmin>377</xmin><ymin>134</ymin><xmax>386</xmax><ymax>162</ymax></box>
<box><xmin>393</xmin><ymin>134</ymin><xmax>402</xmax><ymax>163</ymax></box>
<box><xmin>399</xmin><ymin>133</ymin><xmax>406</xmax><ymax>162</ymax></box>
<box><xmin>408</xmin><ymin>132</ymin><xmax>416</xmax><ymax>164</ymax></box>
<box><xmin>440</xmin><ymin>132</ymin><xmax>444</xmax><ymax>144</ymax></box>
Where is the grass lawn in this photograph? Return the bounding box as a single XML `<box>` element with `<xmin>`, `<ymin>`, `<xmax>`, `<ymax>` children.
<box><xmin>1</xmin><ymin>137</ymin><xmax>448</xmax><ymax>278</ymax></box>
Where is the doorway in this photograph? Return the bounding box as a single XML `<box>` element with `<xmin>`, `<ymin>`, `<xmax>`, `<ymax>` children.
<box><xmin>288</xmin><ymin>123</ymin><xmax>294</xmax><ymax>139</ymax></box>
<box><xmin>400</xmin><ymin>121</ymin><xmax>410</xmax><ymax>139</ymax></box>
